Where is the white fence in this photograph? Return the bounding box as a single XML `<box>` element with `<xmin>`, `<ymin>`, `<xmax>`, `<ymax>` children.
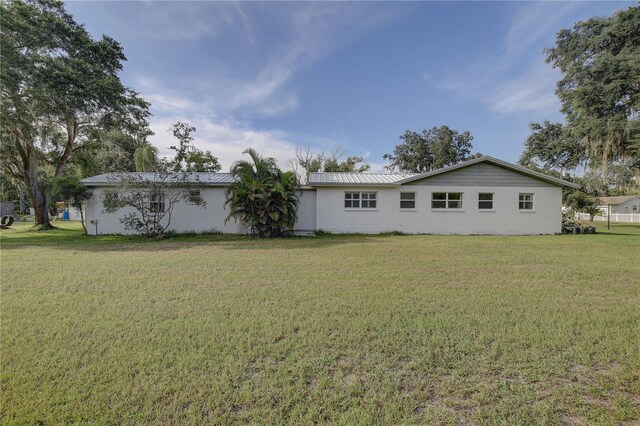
<box><xmin>575</xmin><ymin>212</ymin><xmax>640</xmax><ymax>223</ymax></box>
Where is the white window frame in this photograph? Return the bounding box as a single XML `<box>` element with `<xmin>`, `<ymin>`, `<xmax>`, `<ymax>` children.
<box><xmin>478</xmin><ymin>192</ymin><xmax>494</xmax><ymax>211</ymax></box>
<box><xmin>345</xmin><ymin>191</ymin><xmax>377</xmax><ymax>210</ymax></box>
<box><xmin>518</xmin><ymin>193</ymin><xmax>535</xmax><ymax>212</ymax></box>
<box><xmin>149</xmin><ymin>191</ymin><xmax>166</xmax><ymax>213</ymax></box>
<box><xmin>400</xmin><ymin>192</ymin><xmax>416</xmax><ymax>210</ymax></box>
<box><xmin>187</xmin><ymin>189</ymin><xmax>202</xmax><ymax>205</ymax></box>
<box><xmin>431</xmin><ymin>192</ymin><xmax>463</xmax><ymax>210</ymax></box>
<box><xmin>103</xmin><ymin>191</ymin><xmax>119</xmax><ymax>204</ymax></box>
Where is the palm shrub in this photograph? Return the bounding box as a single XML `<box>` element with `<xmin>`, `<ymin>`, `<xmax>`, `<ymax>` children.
<box><xmin>225</xmin><ymin>148</ymin><xmax>299</xmax><ymax>237</ymax></box>
<box><xmin>134</xmin><ymin>144</ymin><xmax>158</xmax><ymax>172</ymax></box>
<box><xmin>582</xmin><ymin>204</ymin><xmax>602</xmax><ymax>222</ymax></box>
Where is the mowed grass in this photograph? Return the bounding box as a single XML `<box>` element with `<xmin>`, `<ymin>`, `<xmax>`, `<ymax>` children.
<box><xmin>1</xmin><ymin>222</ymin><xmax>639</xmax><ymax>425</ymax></box>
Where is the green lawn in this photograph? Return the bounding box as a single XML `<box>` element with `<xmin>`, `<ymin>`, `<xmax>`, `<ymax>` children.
<box><xmin>1</xmin><ymin>222</ymin><xmax>639</xmax><ymax>425</ymax></box>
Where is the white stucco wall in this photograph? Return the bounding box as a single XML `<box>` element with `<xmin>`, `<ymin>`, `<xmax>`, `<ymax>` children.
<box><xmin>84</xmin><ymin>187</ymin><xmax>317</xmax><ymax>235</ymax></box>
<box><xmin>83</xmin><ymin>182</ymin><xmax>563</xmax><ymax>236</ymax></box>
<box><xmin>295</xmin><ymin>189</ymin><xmax>316</xmax><ymax>231</ymax></box>
<box><xmin>84</xmin><ymin>187</ymin><xmax>243</xmax><ymax>235</ymax></box>
<box><xmin>314</xmin><ymin>185</ymin><xmax>562</xmax><ymax>235</ymax></box>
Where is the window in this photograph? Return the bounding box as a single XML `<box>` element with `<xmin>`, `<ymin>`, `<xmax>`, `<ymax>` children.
<box><xmin>150</xmin><ymin>192</ymin><xmax>165</xmax><ymax>213</ymax></box>
<box><xmin>345</xmin><ymin>192</ymin><xmax>376</xmax><ymax>209</ymax></box>
<box><xmin>344</xmin><ymin>192</ymin><xmax>360</xmax><ymax>208</ymax></box>
<box><xmin>361</xmin><ymin>192</ymin><xmax>376</xmax><ymax>208</ymax></box>
<box><xmin>432</xmin><ymin>192</ymin><xmax>463</xmax><ymax>209</ymax></box>
<box><xmin>188</xmin><ymin>190</ymin><xmax>202</xmax><ymax>204</ymax></box>
<box><xmin>478</xmin><ymin>193</ymin><xmax>494</xmax><ymax>210</ymax></box>
<box><xmin>103</xmin><ymin>191</ymin><xmax>119</xmax><ymax>204</ymax></box>
<box><xmin>400</xmin><ymin>192</ymin><xmax>416</xmax><ymax>209</ymax></box>
<box><xmin>518</xmin><ymin>193</ymin><xmax>534</xmax><ymax>210</ymax></box>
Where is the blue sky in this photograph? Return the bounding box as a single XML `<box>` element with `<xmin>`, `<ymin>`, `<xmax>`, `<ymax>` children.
<box><xmin>66</xmin><ymin>1</ymin><xmax>629</xmax><ymax>171</ymax></box>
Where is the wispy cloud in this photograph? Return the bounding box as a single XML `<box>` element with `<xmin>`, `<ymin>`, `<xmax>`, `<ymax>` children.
<box><xmin>135</xmin><ymin>3</ymin><xmax>410</xmax><ymax>170</ymax></box>
<box><xmin>424</xmin><ymin>2</ymin><xmax>582</xmax><ymax>117</ymax></box>
<box><xmin>214</xmin><ymin>2</ymin><xmax>409</xmax><ymax>118</ymax></box>
<box><xmin>149</xmin><ymin>115</ymin><xmax>296</xmax><ymax>170</ymax></box>
<box><xmin>136</xmin><ymin>2</ymin><xmax>240</xmax><ymax>41</ymax></box>
<box><xmin>505</xmin><ymin>1</ymin><xmax>580</xmax><ymax>55</ymax></box>
<box><xmin>490</xmin><ymin>63</ymin><xmax>561</xmax><ymax>115</ymax></box>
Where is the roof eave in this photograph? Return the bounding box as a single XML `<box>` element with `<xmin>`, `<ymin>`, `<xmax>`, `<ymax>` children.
<box><xmin>81</xmin><ymin>181</ymin><xmax>232</xmax><ymax>187</ymax></box>
<box><xmin>306</xmin><ymin>183</ymin><xmax>399</xmax><ymax>187</ymax></box>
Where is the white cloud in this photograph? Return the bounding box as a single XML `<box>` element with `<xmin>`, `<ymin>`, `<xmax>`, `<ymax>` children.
<box><xmin>145</xmin><ymin>93</ymin><xmax>201</xmax><ymax>115</ymax></box>
<box><xmin>215</xmin><ymin>2</ymin><xmax>409</xmax><ymax>118</ymax></box>
<box><xmin>137</xmin><ymin>2</ymin><xmax>239</xmax><ymax>41</ymax></box>
<box><xmin>490</xmin><ymin>63</ymin><xmax>561</xmax><ymax>115</ymax></box>
<box><xmin>149</xmin><ymin>115</ymin><xmax>300</xmax><ymax>172</ymax></box>
<box><xmin>367</xmin><ymin>162</ymin><xmax>389</xmax><ymax>174</ymax></box>
<box><xmin>505</xmin><ymin>1</ymin><xmax>580</xmax><ymax>54</ymax></box>
<box><xmin>133</xmin><ymin>3</ymin><xmax>412</xmax><ymax>170</ymax></box>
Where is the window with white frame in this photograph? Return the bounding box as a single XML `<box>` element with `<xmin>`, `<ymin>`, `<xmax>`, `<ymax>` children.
<box><xmin>345</xmin><ymin>191</ymin><xmax>376</xmax><ymax>209</ymax></box>
<box><xmin>400</xmin><ymin>192</ymin><xmax>416</xmax><ymax>209</ymax></box>
<box><xmin>431</xmin><ymin>192</ymin><xmax>462</xmax><ymax>209</ymax></box>
<box><xmin>103</xmin><ymin>191</ymin><xmax>119</xmax><ymax>204</ymax></box>
<box><xmin>518</xmin><ymin>193</ymin><xmax>534</xmax><ymax>210</ymax></box>
<box><xmin>478</xmin><ymin>193</ymin><xmax>494</xmax><ymax>210</ymax></box>
<box><xmin>150</xmin><ymin>192</ymin><xmax>165</xmax><ymax>213</ymax></box>
<box><xmin>188</xmin><ymin>189</ymin><xmax>202</xmax><ymax>204</ymax></box>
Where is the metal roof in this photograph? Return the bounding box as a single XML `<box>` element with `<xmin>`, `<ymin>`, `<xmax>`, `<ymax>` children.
<box><xmin>80</xmin><ymin>157</ymin><xmax>579</xmax><ymax>189</ymax></box>
<box><xmin>81</xmin><ymin>172</ymin><xmax>234</xmax><ymax>186</ymax></box>
<box><xmin>306</xmin><ymin>157</ymin><xmax>578</xmax><ymax>188</ymax></box>
<box><xmin>307</xmin><ymin>172</ymin><xmax>416</xmax><ymax>186</ymax></box>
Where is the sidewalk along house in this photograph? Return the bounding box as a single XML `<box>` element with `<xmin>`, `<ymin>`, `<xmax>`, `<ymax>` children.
<box><xmin>81</xmin><ymin>156</ymin><xmax>578</xmax><ymax>235</ymax></box>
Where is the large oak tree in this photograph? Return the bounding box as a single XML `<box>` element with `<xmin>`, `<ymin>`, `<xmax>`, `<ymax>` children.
<box><xmin>384</xmin><ymin>126</ymin><xmax>479</xmax><ymax>173</ymax></box>
<box><xmin>1</xmin><ymin>0</ymin><xmax>150</xmax><ymax>229</ymax></box>
<box><xmin>539</xmin><ymin>6</ymin><xmax>640</xmax><ymax>181</ymax></box>
<box><xmin>519</xmin><ymin>121</ymin><xmax>582</xmax><ymax>174</ymax></box>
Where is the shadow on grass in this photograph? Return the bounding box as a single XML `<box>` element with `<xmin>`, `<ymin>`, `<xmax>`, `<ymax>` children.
<box><xmin>585</xmin><ymin>222</ymin><xmax>640</xmax><ymax>237</ymax></box>
<box><xmin>2</xmin><ymin>221</ymin><xmax>638</xmax><ymax>252</ymax></box>
<box><xmin>592</xmin><ymin>232</ymin><xmax>640</xmax><ymax>237</ymax></box>
<box><xmin>0</xmin><ymin>228</ymin><xmax>383</xmax><ymax>252</ymax></box>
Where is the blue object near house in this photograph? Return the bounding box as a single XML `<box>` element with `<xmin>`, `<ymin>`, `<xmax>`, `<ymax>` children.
<box><xmin>62</xmin><ymin>211</ymin><xmax>70</xmax><ymax>221</ymax></box>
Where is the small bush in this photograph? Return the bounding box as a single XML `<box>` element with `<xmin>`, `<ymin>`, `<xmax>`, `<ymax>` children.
<box><xmin>380</xmin><ymin>230</ymin><xmax>405</xmax><ymax>236</ymax></box>
<box><xmin>562</xmin><ymin>212</ymin><xmax>597</xmax><ymax>234</ymax></box>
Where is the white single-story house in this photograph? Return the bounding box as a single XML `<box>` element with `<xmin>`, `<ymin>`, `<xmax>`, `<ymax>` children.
<box><xmin>598</xmin><ymin>195</ymin><xmax>640</xmax><ymax>214</ymax></box>
<box><xmin>81</xmin><ymin>156</ymin><xmax>578</xmax><ymax>235</ymax></box>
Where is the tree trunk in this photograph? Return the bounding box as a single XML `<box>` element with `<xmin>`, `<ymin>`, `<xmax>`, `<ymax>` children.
<box><xmin>27</xmin><ymin>121</ymin><xmax>77</xmax><ymax>229</ymax></box>
<box><xmin>28</xmin><ymin>184</ymin><xmax>52</xmax><ymax>229</ymax></box>
<box><xmin>18</xmin><ymin>183</ymin><xmax>25</xmax><ymax>214</ymax></box>
<box><xmin>78</xmin><ymin>205</ymin><xmax>87</xmax><ymax>233</ymax></box>
<box><xmin>23</xmin><ymin>145</ymin><xmax>53</xmax><ymax>229</ymax></box>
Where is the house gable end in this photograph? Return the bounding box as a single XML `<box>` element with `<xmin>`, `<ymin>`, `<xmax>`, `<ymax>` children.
<box><xmin>402</xmin><ymin>162</ymin><xmax>557</xmax><ymax>187</ymax></box>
